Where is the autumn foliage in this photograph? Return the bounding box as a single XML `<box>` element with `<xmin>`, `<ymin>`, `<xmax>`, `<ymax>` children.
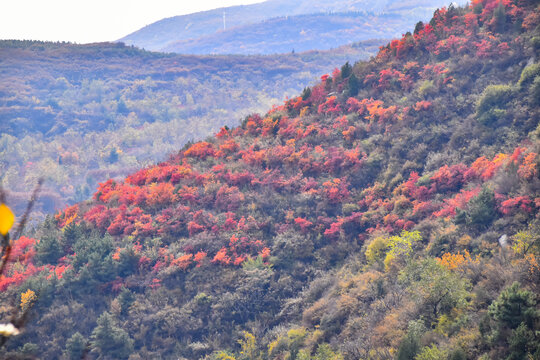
<box><xmin>2</xmin><ymin>1</ymin><xmax>539</xmax><ymax>359</ymax></box>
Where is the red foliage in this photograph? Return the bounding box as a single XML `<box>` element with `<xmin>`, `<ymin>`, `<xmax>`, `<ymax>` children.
<box><xmin>0</xmin><ymin>264</ymin><xmax>39</xmax><ymax>292</ymax></box>
<box><xmin>187</xmin><ymin>221</ymin><xmax>205</xmax><ymax>236</ymax></box>
<box><xmin>133</xmin><ymin>214</ymin><xmax>155</xmax><ymax>237</ymax></box>
<box><xmin>499</xmin><ymin>196</ymin><xmax>534</xmax><ymax>215</ymax></box>
<box><xmin>177</xmin><ymin>185</ymin><xmax>199</xmax><ymax>204</ymax></box>
<box><xmin>433</xmin><ymin>187</ymin><xmax>481</xmax><ymax>218</ymax></box>
<box><xmin>172</xmin><ymin>254</ymin><xmax>193</xmax><ymax>270</ymax></box>
<box><xmin>413</xmin><ymin>23</ymin><xmax>438</xmax><ymax>52</ymax></box>
<box><xmin>517</xmin><ymin>152</ymin><xmax>538</xmax><ymax>180</ymax></box>
<box><xmin>212</xmin><ymin>248</ymin><xmax>231</xmax><ymax>265</ymax></box>
<box><xmin>146</xmin><ymin>182</ymin><xmax>177</xmax><ymax>209</ymax></box>
<box><xmin>23</xmin><ymin>1</ymin><xmax>538</xmax><ymax>288</ymax></box>
<box><xmin>398</xmin><ymin>172</ymin><xmax>430</xmax><ymax>201</ymax></box>
<box><xmin>216</xmin><ymin>126</ymin><xmax>230</xmax><ymax>139</ymax></box>
<box><xmin>218</xmin><ymin>139</ymin><xmax>240</xmax><ymax>156</ymax></box>
<box><xmin>410</xmin><ymin>201</ymin><xmax>435</xmax><ymax>219</ymax></box>
<box><xmin>435</xmin><ymin>35</ymin><xmax>471</xmax><ymax>56</ymax></box>
<box><xmin>324</xmin><ymin>218</ymin><xmax>343</xmax><ymax>239</ymax></box>
<box><xmin>0</xmin><ymin>236</ymin><xmax>40</xmax><ymax>290</ymax></box>
<box><xmin>10</xmin><ymin>236</ymin><xmax>36</xmax><ymax>264</ymax></box>
<box><xmin>193</xmin><ymin>251</ymin><xmax>207</xmax><ymax>267</ymax></box>
<box><xmin>414</xmin><ymin>101</ymin><xmax>432</xmax><ymax>111</ymax></box>
<box><xmin>318</xmin><ymin>96</ymin><xmax>341</xmax><ymax>115</ymax></box>
<box><xmin>184</xmin><ymin>141</ymin><xmax>216</xmax><ymax>159</ymax></box>
<box><xmin>94</xmin><ymin>179</ymin><xmax>117</xmax><ymax>202</ymax></box>
<box><xmin>215</xmin><ymin>185</ymin><xmax>245</xmax><ymax>211</ymax></box>
<box><xmin>244</xmin><ymin>114</ymin><xmax>263</xmax><ymax>136</ymax></box>
<box><xmin>84</xmin><ymin>205</ymin><xmax>111</xmax><ymax>230</ymax></box>
<box><xmin>286</xmin><ymin>96</ymin><xmax>309</xmax><ymax>112</ymax></box>
<box><xmin>55</xmin><ymin>204</ymin><xmax>79</xmax><ymax>228</ymax></box>
<box><xmin>430</xmin><ymin>164</ymin><xmax>468</xmax><ymax>192</ymax></box>
<box><xmin>332</xmin><ymin>115</ymin><xmax>349</xmax><ymax>130</ymax></box>
<box><xmin>51</xmin><ymin>264</ymin><xmax>69</xmax><ymax>280</ymax></box>
<box><xmin>378</xmin><ymin>68</ymin><xmax>407</xmax><ymax>90</ymax></box>
<box><xmin>465</xmin><ymin>153</ymin><xmax>508</xmax><ymax>181</ymax></box>
<box><xmin>260</xmin><ymin>247</ymin><xmax>270</xmax><ymax>261</ymax></box>
<box><xmin>294</xmin><ymin>217</ymin><xmax>313</xmax><ymax>233</ymax></box>
<box><xmin>149</xmin><ymin>278</ymin><xmax>161</xmax><ymax>289</ymax></box>
<box><xmin>322</xmin><ymin>178</ymin><xmax>350</xmax><ymax>204</ymax></box>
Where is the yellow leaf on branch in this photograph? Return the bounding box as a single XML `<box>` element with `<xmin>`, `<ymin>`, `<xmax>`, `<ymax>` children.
<box><xmin>0</xmin><ymin>204</ymin><xmax>15</xmax><ymax>236</ymax></box>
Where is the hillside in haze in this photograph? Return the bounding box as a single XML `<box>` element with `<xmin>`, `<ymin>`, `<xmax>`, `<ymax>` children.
<box><xmin>119</xmin><ymin>0</ymin><xmax>467</xmax><ymax>54</ymax></box>
<box><xmin>163</xmin><ymin>13</ymin><xmax>409</xmax><ymax>55</ymax></box>
<box><xmin>0</xmin><ymin>0</ymin><xmax>539</xmax><ymax>359</ymax></box>
<box><xmin>0</xmin><ymin>40</ymin><xmax>383</xmax><ymax>219</ymax></box>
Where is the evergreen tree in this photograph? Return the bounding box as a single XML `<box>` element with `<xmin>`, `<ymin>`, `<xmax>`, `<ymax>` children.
<box><xmin>64</xmin><ymin>332</ymin><xmax>86</xmax><ymax>360</ymax></box>
<box><xmin>467</xmin><ymin>187</ymin><xmax>497</xmax><ymax>228</ymax></box>
<box><xmin>348</xmin><ymin>73</ymin><xmax>360</xmax><ymax>97</ymax></box>
<box><xmin>488</xmin><ymin>282</ymin><xmax>538</xmax><ymax>330</ymax></box>
<box><xmin>90</xmin><ymin>312</ymin><xmax>134</xmax><ymax>359</ymax></box>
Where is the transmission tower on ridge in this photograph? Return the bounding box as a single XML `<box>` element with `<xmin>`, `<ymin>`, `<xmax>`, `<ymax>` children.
<box><xmin>223</xmin><ymin>10</ymin><xmax>226</xmax><ymax>30</ymax></box>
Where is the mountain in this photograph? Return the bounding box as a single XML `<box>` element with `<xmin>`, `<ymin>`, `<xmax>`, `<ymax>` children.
<box><xmin>163</xmin><ymin>12</ymin><xmax>409</xmax><ymax>55</ymax></box>
<box><xmin>119</xmin><ymin>0</ymin><xmax>468</xmax><ymax>54</ymax></box>
<box><xmin>0</xmin><ymin>39</ymin><xmax>383</xmax><ymax>219</ymax></box>
<box><xmin>1</xmin><ymin>0</ymin><xmax>539</xmax><ymax>359</ymax></box>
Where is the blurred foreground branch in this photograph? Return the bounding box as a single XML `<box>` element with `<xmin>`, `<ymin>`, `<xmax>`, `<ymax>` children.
<box><xmin>0</xmin><ymin>179</ymin><xmax>42</xmax><ymax>347</ymax></box>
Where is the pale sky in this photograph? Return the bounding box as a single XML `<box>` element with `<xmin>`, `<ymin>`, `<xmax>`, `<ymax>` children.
<box><xmin>0</xmin><ymin>0</ymin><xmax>264</xmax><ymax>44</ymax></box>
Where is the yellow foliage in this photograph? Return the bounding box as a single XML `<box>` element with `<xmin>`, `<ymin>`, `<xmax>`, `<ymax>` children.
<box><xmin>63</xmin><ymin>213</ymin><xmax>77</xmax><ymax>228</ymax></box>
<box><xmin>512</xmin><ymin>230</ymin><xmax>539</xmax><ymax>255</ymax></box>
<box><xmin>267</xmin><ymin>336</ymin><xmax>284</xmax><ymax>357</ymax></box>
<box><xmin>525</xmin><ymin>253</ymin><xmax>539</xmax><ymax>275</ymax></box>
<box><xmin>437</xmin><ymin>250</ymin><xmax>477</xmax><ymax>271</ymax></box>
<box><xmin>20</xmin><ymin>289</ymin><xmax>36</xmax><ymax>312</ymax></box>
<box><xmin>214</xmin><ymin>351</ymin><xmax>236</xmax><ymax>360</ymax></box>
<box><xmin>238</xmin><ymin>331</ymin><xmax>259</xmax><ymax>360</ymax></box>
<box><xmin>0</xmin><ymin>203</ymin><xmax>15</xmax><ymax>236</ymax></box>
<box><xmin>383</xmin><ymin>252</ymin><xmax>396</xmax><ymax>272</ymax></box>
<box><xmin>303</xmin><ymin>329</ymin><xmax>324</xmax><ymax>353</ymax></box>
<box><xmin>365</xmin><ymin>236</ymin><xmax>389</xmax><ymax>264</ymax></box>
<box><xmin>438</xmin><ymin>252</ymin><xmax>465</xmax><ymax>270</ymax></box>
<box><xmin>384</xmin><ymin>230</ymin><xmax>422</xmax><ymax>271</ymax></box>
<box><xmin>435</xmin><ymin>314</ymin><xmax>452</xmax><ymax>336</ymax></box>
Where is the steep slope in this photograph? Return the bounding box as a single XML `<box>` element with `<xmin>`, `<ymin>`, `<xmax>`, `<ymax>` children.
<box><xmin>1</xmin><ymin>1</ymin><xmax>539</xmax><ymax>359</ymax></box>
<box><xmin>0</xmin><ymin>40</ymin><xmax>382</xmax><ymax>219</ymax></box>
<box><xmin>119</xmin><ymin>0</ymin><xmax>467</xmax><ymax>53</ymax></box>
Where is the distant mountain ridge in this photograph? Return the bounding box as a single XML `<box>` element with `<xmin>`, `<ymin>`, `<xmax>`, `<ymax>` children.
<box><xmin>119</xmin><ymin>0</ymin><xmax>467</xmax><ymax>54</ymax></box>
<box><xmin>162</xmin><ymin>12</ymin><xmax>405</xmax><ymax>55</ymax></box>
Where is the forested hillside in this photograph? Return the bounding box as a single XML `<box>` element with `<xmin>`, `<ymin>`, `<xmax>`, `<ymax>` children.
<box><xmin>0</xmin><ymin>40</ymin><xmax>382</xmax><ymax>219</ymax></box>
<box><xmin>1</xmin><ymin>0</ymin><xmax>539</xmax><ymax>359</ymax></box>
<box><xmin>120</xmin><ymin>0</ymin><xmax>467</xmax><ymax>54</ymax></box>
<box><xmin>163</xmin><ymin>12</ymin><xmax>417</xmax><ymax>55</ymax></box>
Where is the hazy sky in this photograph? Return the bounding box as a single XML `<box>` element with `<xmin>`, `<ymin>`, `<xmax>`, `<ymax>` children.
<box><xmin>0</xmin><ymin>0</ymin><xmax>264</xmax><ymax>44</ymax></box>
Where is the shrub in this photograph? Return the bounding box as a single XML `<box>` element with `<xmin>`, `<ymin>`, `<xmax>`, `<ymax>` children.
<box><xmin>517</xmin><ymin>63</ymin><xmax>540</xmax><ymax>88</ymax></box>
<box><xmin>476</xmin><ymin>84</ymin><xmax>513</xmax><ymax>125</ymax></box>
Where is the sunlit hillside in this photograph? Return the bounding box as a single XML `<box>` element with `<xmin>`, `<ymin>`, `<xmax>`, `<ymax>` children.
<box><xmin>0</xmin><ymin>0</ymin><xmax>538</xmax><ymax>359</ymax></box>
<box><xmin>0</xmin><ymin>40</ymin><xmax>383</xmax><ymax>219</ymax></box>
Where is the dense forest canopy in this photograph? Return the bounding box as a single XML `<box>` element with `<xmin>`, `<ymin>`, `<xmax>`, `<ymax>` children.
<box><xmin>0</xmin><ymin>0</ymin><xmax>539</xmax><ymax>359</ymax></box>
<box><xmin>0</xmin><ymin>40</ymin><xmax>383</xmax><ymax>220</ymax></box>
